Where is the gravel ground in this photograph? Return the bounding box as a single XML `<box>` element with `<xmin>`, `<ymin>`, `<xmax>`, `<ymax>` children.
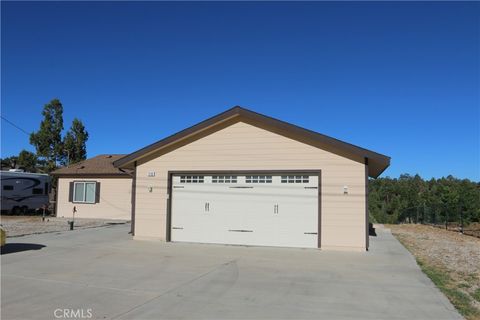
<box><xmin>0</xmin><ymin>216</ymin><xmax>129</xmax><ymax>237</ymax></box>
<box><xmin>389</xmin><ymin>224</ymin><xmax>480</xmax><ymax>317</ymax></box>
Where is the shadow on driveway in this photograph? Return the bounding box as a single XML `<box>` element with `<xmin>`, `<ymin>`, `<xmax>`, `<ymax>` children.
<box><xmin>1</xmin><ymin>243</ymin><xmax>46</xmax><ymax>255</ymax></box>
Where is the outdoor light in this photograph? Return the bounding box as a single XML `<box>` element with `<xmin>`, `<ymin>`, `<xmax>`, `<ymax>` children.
<box><xmin>343</xmin><ymin>186</ymin><xmax>348</xmax><ymax>195</ymax></box>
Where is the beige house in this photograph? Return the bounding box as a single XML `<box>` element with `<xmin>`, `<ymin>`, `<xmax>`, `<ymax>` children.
<box><xmin>114</xmin><ymin>106</ymin><xmax>390</xmax><ymax>251</ymax></box>
<box><xmin>52</xmin><ymin>155</ymin><xmax>132</xmax><ymax>220</ymax></box>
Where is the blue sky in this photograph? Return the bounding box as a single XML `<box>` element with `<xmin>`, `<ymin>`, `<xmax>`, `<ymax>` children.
<box><xmin>1</xmin><ymin>2</ymin><xmax>479</xmax><ymax>180</ymax></box>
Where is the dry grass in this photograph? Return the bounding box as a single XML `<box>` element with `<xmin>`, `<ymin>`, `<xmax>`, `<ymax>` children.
<box><xmin>0</xmin><ymin>215</ymin><xmax>128</xmax><ymax>237</ymax></box>
<box><xmin>389</xmin><ymin>224</ymin><xmax>480</xmax><ymax>320</ymax></box>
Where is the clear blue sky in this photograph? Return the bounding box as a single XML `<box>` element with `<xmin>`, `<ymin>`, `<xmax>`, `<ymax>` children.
<box><xmin>1</xmin><ymin>2</ymin><xmax>479</xmax><ymax>180</ymax></box>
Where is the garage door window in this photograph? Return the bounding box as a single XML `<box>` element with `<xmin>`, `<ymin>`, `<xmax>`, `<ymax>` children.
<box><xmin>281</xmin><ymin>175</ymin><xmax>309</xmax><ymax>183</ymax></box>
<box><xmin>180</xmin><ymin>176</ymin><xmax>204</xmax><ymax>183</ymax></box>
<box><xmin>246</xmin><ymin>175</ymin><xmax>272</xmax><ymax>183</ymax></box>
<box><xmin>212</xmin><ymin>175</ymin><xmax>237</xmax><ymax>183</ymax></box>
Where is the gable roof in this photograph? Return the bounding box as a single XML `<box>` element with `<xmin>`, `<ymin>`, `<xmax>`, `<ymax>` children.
<box><xmin>52</xmin><ymin>154</ymin><xmax>131</xmax><ymax>177</ymax></box>
<box><xmin>114</xmin><ymin>106</ymin><xmax>390</xmax><ymax>178</ymax></box>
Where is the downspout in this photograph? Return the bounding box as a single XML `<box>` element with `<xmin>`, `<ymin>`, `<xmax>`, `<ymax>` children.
<box><xmin>130</xmin><ymin>162</ymin><xmax>137</xmax><ymax>236</ymax></box>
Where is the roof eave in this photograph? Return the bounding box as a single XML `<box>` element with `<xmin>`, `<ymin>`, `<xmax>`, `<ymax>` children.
<box><xmin>114</xmin><ymin>106</ymin><xmax>391</xmax><ymax>174</ymax></box>
<box><xmin>52</xmin><ymin>173</ymin><xmax>131</xmax><ymax>178</ymax></box>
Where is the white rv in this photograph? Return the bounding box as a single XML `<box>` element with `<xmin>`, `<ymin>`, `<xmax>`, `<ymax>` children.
<box><xmin>1</xmin><ymin>170</ymin><xmax>51</xmax><ymax>214</ymax></box>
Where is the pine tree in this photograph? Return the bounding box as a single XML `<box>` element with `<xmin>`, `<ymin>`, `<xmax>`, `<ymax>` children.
<box><xmin>17</xmin><ymin>150</ymin><xmax>38</xmax><ymax>172</ymax></box>
<box><xmin>63</xmin><ymin>118</ymin><xmax>89</xmax><ymax>165</ymax></box>
<box><xmin>29</xmin><ymin>99</ymin><xmax>64</xmax><ymax>172</ymax></box>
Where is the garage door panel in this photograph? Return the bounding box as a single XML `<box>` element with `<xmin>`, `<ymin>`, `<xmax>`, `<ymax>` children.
<box><xmin>171</xmin><ymin>173</ymin><xmax>319</xmax><ymax>248</ymax></box>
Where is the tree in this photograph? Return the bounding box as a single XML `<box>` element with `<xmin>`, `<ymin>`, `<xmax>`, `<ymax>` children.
<box><xmin>63</xmin><ymin>118</ymin><xmax>89</xmax><ymax>165</ymax></box>
<box><xmin>0</xmin><ymin>156</ymin><xmax>18</xmax><ymax>170</ymax></box>
<box><xmin>369</xmin><ymin>174</ymin><xmax>480</xmax><ymax>225</ymax></box>
<box><xmin>29</xmin><ymin>99</ymin><xmax>64</xmax><ymax>172</ymax></box>
<box><xmin>17</xmin><ymin>150</ymin><xmax>38</xmax><ymax>172</ymax></box>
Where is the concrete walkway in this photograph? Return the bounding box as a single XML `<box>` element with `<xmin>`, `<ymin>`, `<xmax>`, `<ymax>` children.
<box><xmin>1</xmin><ymin>224</ymin><xmax>462</xmax><ymax>319</ymax></box>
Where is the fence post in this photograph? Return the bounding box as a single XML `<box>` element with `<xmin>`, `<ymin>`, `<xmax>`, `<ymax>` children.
<box><xmin>460</xmin><ymin>205</ymin><xmax>464</xmax><ymax>234</ymax></box>
<box><xmin>422</xmin><ymin>203</ymin><xmax>426</xmax><ymax>225</ymax></box>
<box><xmin>445</xmin><ymin>204</ymin><xmax>448</xmax><ymax>230</ymax></box>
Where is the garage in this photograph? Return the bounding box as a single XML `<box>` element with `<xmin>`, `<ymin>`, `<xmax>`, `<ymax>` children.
<box><xmin>169</xmin><ymin>172</ymin><xmax>320</xmax><ymax>248</ymax></box>
<box><xmin>114</xmin><ymin>106</ymin><xmax>390</xmax><ymax>251</ymax></box>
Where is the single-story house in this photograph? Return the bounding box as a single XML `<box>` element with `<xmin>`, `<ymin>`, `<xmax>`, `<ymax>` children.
<box><xmin>52</xmin><ymin>154</ymin><xmax>132</xmax><ymax>220</ymax></box>
<box><xmin>112</xmin><ymin>106</ymin><xmax>390</xmax><ymax>251</ymax></box>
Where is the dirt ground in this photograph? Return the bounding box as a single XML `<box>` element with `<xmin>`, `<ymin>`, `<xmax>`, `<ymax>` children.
<box><xmin>0</xmin><ymin>215</ymin><xmax>129</xmax><ymax>237</ymax></box>
<box><xmin>389</xmin><ymin>224</ymin><xmax>480</xmax><ymax>319</ymax></box>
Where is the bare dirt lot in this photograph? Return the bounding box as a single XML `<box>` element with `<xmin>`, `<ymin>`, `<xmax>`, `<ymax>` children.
<box><xmin>0</xmin><ymin>216</ymin><xmax>128</xmax><ymax>237</ymax></box>
<box><xmin>389</xmin><ymin>224</ymin><xmax>480</xmax><ymax>320</ymax></box>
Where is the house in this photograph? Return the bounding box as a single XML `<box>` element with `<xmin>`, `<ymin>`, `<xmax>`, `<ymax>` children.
<box><xmin>52</xmin><ymin>155</ymin><xmax>132</xmax><ymax>220</ymax></box>
<box><xmin>113</xmin><ymin>106</ymin><xmax>390</xmax><ymax>251</ymax></box>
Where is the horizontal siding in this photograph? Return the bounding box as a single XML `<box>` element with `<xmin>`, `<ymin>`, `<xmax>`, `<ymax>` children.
<box><xmin>57</xmin><ymin>177</ymin><xmax>132</xmax><ymax>220</ymax></box>
<box><xmin>135</xmin><ymin>121</ymin><xmax>366</xmax><ymax>250</ymax></box>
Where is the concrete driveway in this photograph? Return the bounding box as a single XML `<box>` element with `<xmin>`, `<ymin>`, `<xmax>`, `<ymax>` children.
<box><xmin>1</xmin><ymin>224</ymin><xmax>461</xmax><ymax>320</ymax></box>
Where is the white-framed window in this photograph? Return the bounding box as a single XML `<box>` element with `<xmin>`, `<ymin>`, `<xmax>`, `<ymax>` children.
<box><xmin>281</xmin><ymin>175</ymin><xmax>309</xmax><ymax>183</ymax></box>
<box><xmin>245</xmin><ymin>175</ymin><xmax>272</xmax><ymax>183</ymax></box>
<box><xmin>212</xmin><ymin>175</ymin><xmax>237</xmax><ymax>183</ymax></box>
<box><xmin>73</xmin><ymin>182</ymin><xmax>96</xmax><ymax>203</ymax></box>
<box><xmin>179</xmin><ymin>175</ymin><xmax>204</xmax><ymax>183</ymax></box>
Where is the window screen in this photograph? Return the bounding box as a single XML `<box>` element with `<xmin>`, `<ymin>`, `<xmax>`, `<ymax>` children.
<box><xmin>74</xmin><ymin>183</ymin><xmax>85</xmax><ymax>202</ymax></box>
<box><xmin>85</xmin><ymin>182</ymin><xmax>96</xmax><ymax>203</ymax></box>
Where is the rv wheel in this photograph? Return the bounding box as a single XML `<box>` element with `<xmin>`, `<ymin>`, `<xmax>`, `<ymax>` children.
<box><xmin>12</xmin><ymin>207</ymin><xmax>21</xmax><ymax>215</ymax></box>
<box><xmin>21</xmin><ymin>206</ymin><xmax>29</xmax><ymax>215</ymax></box>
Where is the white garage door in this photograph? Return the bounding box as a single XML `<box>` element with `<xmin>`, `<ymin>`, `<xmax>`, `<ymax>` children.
<box><xmin>170</xmin><ymin>173</ymin><xmax>319</xmax><ymax>248</ymax></box>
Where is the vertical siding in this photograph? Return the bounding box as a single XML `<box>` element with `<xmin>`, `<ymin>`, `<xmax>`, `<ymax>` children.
<box><xmin>57</xmin><ymin>177</ymin><xmax>132</xmax><ymax>220</ymax></box>
<box><xmin>135</xmin><ymin>121</ymin><xmax>366</xmax><ymax>250</ymax></box>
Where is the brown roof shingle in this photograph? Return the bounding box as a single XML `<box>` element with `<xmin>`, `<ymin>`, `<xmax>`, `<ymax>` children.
<box><xmin>52</xmin><ymin>154</ymin><xmax>131</xmax><ymax>176</ymax></box>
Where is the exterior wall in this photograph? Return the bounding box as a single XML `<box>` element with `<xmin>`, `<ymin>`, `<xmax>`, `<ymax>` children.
<box><xmin>134</xmin><ymin>121</ymin><xmax>367</xmax><ymax>250</ymax></box>
<box><xmin>57</xmin><ymin>177</ymin><xmax>132</xmax><ymax>220</ymax></box>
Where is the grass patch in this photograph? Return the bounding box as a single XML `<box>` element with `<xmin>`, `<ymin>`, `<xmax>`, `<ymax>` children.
<box><xmin>417</xmin><ymin>259</ymin><xmax>478</xmax><ymax>318</ymax></box>
<box><xmin>459</xmin><ymin>282</ymin><xmax>472</xmax><ymax>289</ymax></box>
<box><xmin>395</xmin><ymin>235</ymin><xmax>480</xmax><ymax>319</ymax></box>
<box><xmin>472</xmin><ymin>289</ymin><xmax>480</xmax><ymax>303</ymax></box>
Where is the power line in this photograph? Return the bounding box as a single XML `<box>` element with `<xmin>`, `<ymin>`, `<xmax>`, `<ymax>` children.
<box><xmin>0</xmin><ymin>115</ymin><xmax>30</xmax><ymax>136</ymax></box>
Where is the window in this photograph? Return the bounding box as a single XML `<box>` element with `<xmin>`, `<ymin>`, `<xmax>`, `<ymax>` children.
<box><xmin>212</xmin><ymin>175</ymin><xmax>237</xmax><ymax>183</ymax></box>
<box><xmin>3</xmin><ymin>185</ymin><xmax>13</xmax><ymax>191</ymax></box>
<box><xmin>281</xmin><ymin>175</ymin><xmax>309</xmax><ymax>183</ymax></box>
<box><xmin>245</xmin><ymin>175</ymin><xmax>272</xmax><ymax>183</ymax></box>
<box><xmin>32</xmin><ymin>188</ymin><xmax>43</xmax><ymax>195</ymax></box>
<box><xmin>73</xmin><ymin>182</ymin><xmax>96</xmax><ymax>203</ymax></box>
<box><xmin>179</xmin><ymin>176</ymin><xmax>204</xmax><ymax>183</ymax></box>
